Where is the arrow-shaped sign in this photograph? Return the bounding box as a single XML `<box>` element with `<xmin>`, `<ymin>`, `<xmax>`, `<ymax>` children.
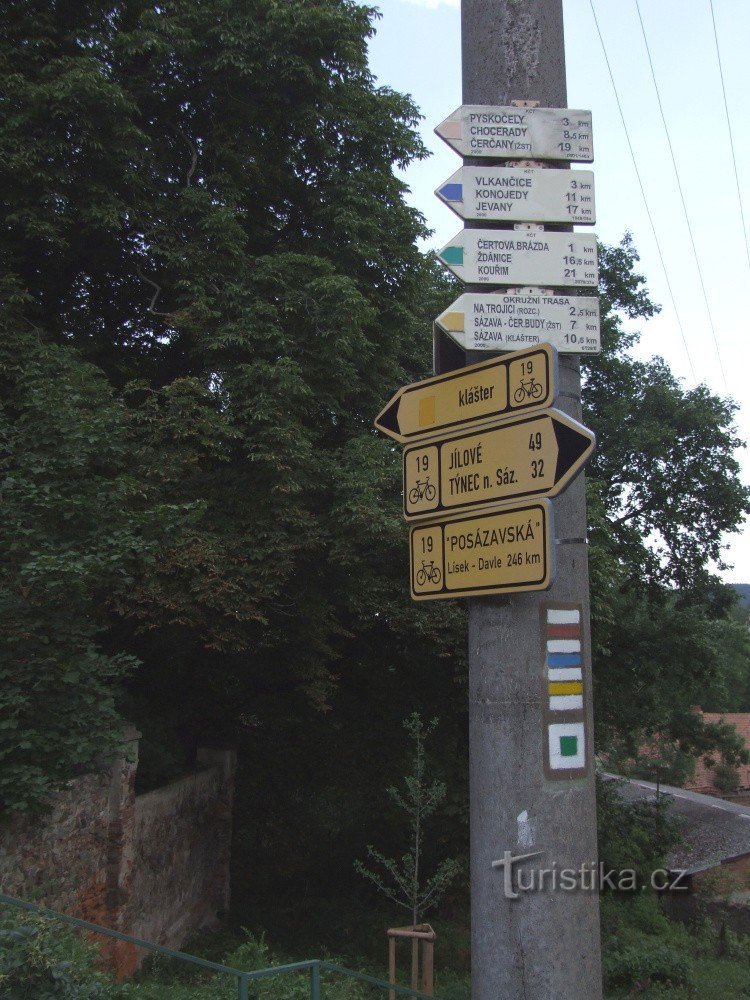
<box><xmin>402</xmin><ymin>409</ymin><xmax>595</xmax><ymax>521</ymax></box>
<box><xmin>437</xmin><ymin>229</ymin><xmax>599</xmax><ymax>287</ymax></box>
<box><xmin>375</xmin><ymin>344</ymin><xmax>556</xmax><ymax>444</ymax></box>
<box><xmin>435</xmin><ymin>105</ymin><xmax>593</xmax><ymax>161</ymax></box>
<box><xmin>436</xmin><ymin>166</ymin><xmax>595</xmax><ymax>224</ymax></box>
<box><xmin>436</xmin><ymin>292</ymin><xmax>601</xmax><ymax>354</ymax></box>
<box><xmin>410</xmin><ymin>500</ymin><xmax>555</xmax><ymax>601</ymax></box>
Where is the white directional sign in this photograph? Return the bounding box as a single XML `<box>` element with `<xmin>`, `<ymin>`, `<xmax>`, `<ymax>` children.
<box><xmin>436</xmin><ymin>167</ymin><xmax>595</xmax><ymax>224</ymax></box>
<box><xmin>435</xmin><ymin>105</ymin><xmax>593</xmax><ymax>161</ymax></box>
<box><xmin>438</xmin><ymin>230</ymin><xmax>599</xmax><ymax>287</ymax></box>
<box><xmin>436</xmin><ymin>292</ymin><xmax>600</xmax><ymax>354</ymax></box>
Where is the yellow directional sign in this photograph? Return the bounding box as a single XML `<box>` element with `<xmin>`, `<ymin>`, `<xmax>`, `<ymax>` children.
<box><xmin>402</xmin><ymin>409</ymin><xmax>595</xmax><ymax>520</ymax></box>
<box><xmin>374</xmin><ymin>344</ymin><xmax>556</xmax><ymax>444</ymax></box>
<box><xmin>410</xmin><ymin>500</ymin><xmax>554</xmax><ymax>601</ymax></box>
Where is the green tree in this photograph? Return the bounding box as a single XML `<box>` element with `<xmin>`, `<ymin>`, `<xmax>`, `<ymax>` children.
<box><xmin>585</xmin><ymin>234</ymin><xmax>750</xmax><ymax>762</ymax></box>
<box><xmin>701</xmin><ymin>596</ymin><xmax>750</xmax><ymax>712</ymax></box>
<box><xmin>0</xmin><ymin>0</ymin><xmax>460</xmax><ymax>810</ymax></box>
<box><xmin>354</xmin><ymin>714</ymin><xmax>463</xmax><ymax>925</ymax></box>
<box><xmin>596</xmin><ymin>775</ymin><xmax>682</xmax><ymax>891</ymax></box>
<box><xmin>0</xmin><ymin>294</ymin><xmax>191</xmax><ymax>812</ymax></box>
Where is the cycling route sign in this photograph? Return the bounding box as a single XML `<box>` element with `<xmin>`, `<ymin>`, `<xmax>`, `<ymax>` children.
<box><xmin>402</xmin><ymin>409</ymin><xmax>595</xmax><ymax>521</ymax></box>
<box><xmin>410</xmin><ymin>500</ymin><xmax>554</xmax><ymax>601</ymax></box>
<box><xmin>434</xmin><ymin>105</ymin><xmax>593</xmax><ymax>162</ymax></box>
<box><xmin>374</xmin><ymin>343</ymin><xmax>556</xmax><ymax>444</ymax></box>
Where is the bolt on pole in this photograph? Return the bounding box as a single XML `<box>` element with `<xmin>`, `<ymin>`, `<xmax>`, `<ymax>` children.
<box><xmin>459</xmin><ymin>1</ymin><xmax>603</xmax><ymax>997</ymax></box>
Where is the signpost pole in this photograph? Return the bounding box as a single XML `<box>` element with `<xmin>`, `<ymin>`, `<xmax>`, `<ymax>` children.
<box><xmin>459</xmin><ymin>1</ymin><xmax>603</xmax><ymax>996</ymax></box>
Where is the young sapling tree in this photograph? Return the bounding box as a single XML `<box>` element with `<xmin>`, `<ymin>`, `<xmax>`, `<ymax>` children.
<box><xmin>355</xmin><ymin>713</ymin><xmax>463</xmax><ymax>926</ymax></box>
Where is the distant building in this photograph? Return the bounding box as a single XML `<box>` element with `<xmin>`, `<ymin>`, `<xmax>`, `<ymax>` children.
<box><xmin>607</xmin><ymin>774</ymin><xmax>750</xmax><ymax>932</ymax></box>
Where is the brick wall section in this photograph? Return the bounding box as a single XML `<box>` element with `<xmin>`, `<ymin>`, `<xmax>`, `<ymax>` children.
<box><xmin>687</xmin><ymin>713</ymin><xmax>750</xmax><ymax>794</ymax></box>
<box><xmin>664</xmin><ymin>888</ymin><xmax>750</xmax><ymax>937</ymax></box>
<box><xmin>0</xmin><ymin>733</ymin><xmax>235</xmax><ymax>977</ymax></box>
<box><xmin>665</xmin><ymin>853</ymin><xmax>750</xmax><ymax>936</ymax></box>
<box><xmin>692</xmin><ymin>852</ymin><xmax>750</xmax><ymax>894</ymax></box>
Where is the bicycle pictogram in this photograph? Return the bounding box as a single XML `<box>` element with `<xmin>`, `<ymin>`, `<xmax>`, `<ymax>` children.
<box><xmin>513</xmin><ymin>377</ymin><xmax>543</xmax><ymax>403</ymax></box>
<box><xmin>408</xmin><ymin>478</ymin><xmax>437</xmax><ymax>505</ymax></box>
<box><xmin>416</xmin><ymin>560</ymin><xmax>442</xmax><ymax>587</ymax></box>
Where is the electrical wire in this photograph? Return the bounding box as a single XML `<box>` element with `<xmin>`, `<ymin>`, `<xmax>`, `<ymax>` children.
<box><xmin>709</xmin><ymin>0</ymin><xmax>750</xmax><ymax>278</ymax></box>
<box><xmin>588</xmin><ymin>0</ymin><xmax>697</xmax><ymax>383</ymax></box>
<box><xmin>633</xmin><ymin>0</ymin><xmax>728</xmax><ymax>392</ymax></box>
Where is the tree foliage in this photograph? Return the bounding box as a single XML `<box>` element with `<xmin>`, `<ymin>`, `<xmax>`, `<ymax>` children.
<box><xmin>596</xmin><ymin>776</ymin><xmax>682</xmax><ymax>891</ymax></box>
<box><xmin>0</xmin><ymin>295</ymin><xmax>193</xmax><ymax>811</ymax></box>
<box><xmin>585</xmin><ymin>235</ymin><xmax>750</xmax><ymax>758</ymax></box>
<box><xmin>0</xmin><ymin>0</ymin><xmax>460</xmax><ymax>812</ymax></box>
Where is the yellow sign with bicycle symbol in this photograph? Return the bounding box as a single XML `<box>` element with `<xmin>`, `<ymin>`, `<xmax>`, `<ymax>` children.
<box><xmin>409</xmin><ymin>501</ymin><xmax>554</xmax><ymax>601</ymax></box>
<box><xmin>402</xmin><ymin>409</ymin><xmax>595</xmax><ymax>521</ymax></box>
<box><xmin>373</xmin><ymin>342</ymin><xmax>597</xmax><ymax>600</ymax></box>
<box><xmin>374</xmin><ymin>344</ymin><xmax>556</xmax><ymax>443</ymax></box>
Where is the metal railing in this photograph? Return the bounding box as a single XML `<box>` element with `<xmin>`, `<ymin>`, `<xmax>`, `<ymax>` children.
<box><xmin>0</xmin><ymin>892</ymin><xmax>439</xmax><ymax>999</ymax></box>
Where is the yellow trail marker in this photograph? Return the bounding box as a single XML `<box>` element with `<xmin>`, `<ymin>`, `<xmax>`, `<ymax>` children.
<box><xmin>409</xmin><ymin>500</ymin><xmax>554</xmax><ymax>601</ymax></box>
<box><xmin>548</xmin><ymin>681</ymin><xmax>583</xmax><ymax>696</ymax></box>
<box><xmin>374</xmin><ymin>344</ymin><xmax>556</xmax><ymax>444</ymax></box>
<box><xmin>402</xmin><ymin>409</ymin><xmax>595</xmax><ymax>521</ymax></box>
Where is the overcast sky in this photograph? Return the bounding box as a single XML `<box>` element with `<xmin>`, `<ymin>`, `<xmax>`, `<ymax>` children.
<box><xmin>366</xmin><ymin>0</ymin><xmax>750</xmax><ymax>584</ymax></box>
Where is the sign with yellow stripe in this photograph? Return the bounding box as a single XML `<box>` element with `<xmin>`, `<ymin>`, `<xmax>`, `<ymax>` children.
<box><xmin>435</xmin><ymin>292</ymin><xmax>600</xmax><ymax>354</ymax></box>
<box><xmin>541</xmin><ymin>604</ymin><xmax>589</xmax><ymax>780</ymax></box>
<box><xmin>548</xmin><ymin>680</ymin><xmax>583</xmax><ymax>696</ymax></box>
<box><xmin>374</xmin><ymin>344</ymin><xmax>556</xmax><ymax>444</ymax></box>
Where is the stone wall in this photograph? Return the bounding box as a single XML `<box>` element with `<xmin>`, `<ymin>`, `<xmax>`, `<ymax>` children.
<box><xmin>0</xmin><ymin>729</ymin><xmax>139</xmax><ymax>933</ymax></box>
<box><xmin>0</xmin><ymin>732</ymin><xmax>235</xmax><ymax>977</ymax></box>
<box><xmin>130</xmin><ymin>748</ymin><xmax>234</xmax><ymax>951</ymax></box>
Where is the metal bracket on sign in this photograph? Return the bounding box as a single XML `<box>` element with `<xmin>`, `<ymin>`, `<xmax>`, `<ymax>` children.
<box><xmin>511</xmin><ymin>99</ymin><xmax>541</xmax><ymax>108</ymax></box>
<box><xmin>506</xmin><ymin>159</ymin><xmax>548</xmax><ymax>169</ymax></box>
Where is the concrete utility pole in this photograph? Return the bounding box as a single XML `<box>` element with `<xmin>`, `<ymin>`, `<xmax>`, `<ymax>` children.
<box><xmin>459</xmin><ymin>2</ymin><xmax>603</xmax><ymax>997</ymax></box>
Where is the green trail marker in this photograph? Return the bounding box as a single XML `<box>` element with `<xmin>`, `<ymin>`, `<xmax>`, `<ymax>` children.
<box><xmin>437</xmin><ymin>229</ymin><xmax>598</xmax><ymax>287</ymax></box>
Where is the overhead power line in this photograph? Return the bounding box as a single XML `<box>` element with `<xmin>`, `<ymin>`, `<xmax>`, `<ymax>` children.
<box><xmin>633</xmin><ymin>0</ymin><xmax>729</xmax><ymax>392</ymax></box>
<box><xmin>588</xmin><ymin>0</ymin><xmax>697</xmax><ymax>383</ymax></box>
<box><xmin>709</xmin><ymin>0</ymin><xmax>750</xmax><ymax>279</ymax></box>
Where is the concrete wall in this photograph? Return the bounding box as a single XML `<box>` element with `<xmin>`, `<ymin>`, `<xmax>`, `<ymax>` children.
<box><xmin>0</xmin><ymin>732</ymin><xmax>235</xmax><ymax>977</ymax></box>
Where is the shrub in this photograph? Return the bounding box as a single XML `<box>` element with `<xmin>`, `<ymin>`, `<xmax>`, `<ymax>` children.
<box><xmin>0</xmin><ymin>910</ymin><xmax>111</xmax><ymax>998</ymax></box>
<box><xmin>713</xmin><ymin>761</ymin><xmax>740</xmax><ymax>795</ymax></box>
<box><xmin>597</xmin><ymin>776</ymin><xmax>682</xmax><ymax>891</ymax></box>
<box><xmin>602</xmin><ymin>938</ymin><xmax>695</xmax><ymax>993</ymax></box>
